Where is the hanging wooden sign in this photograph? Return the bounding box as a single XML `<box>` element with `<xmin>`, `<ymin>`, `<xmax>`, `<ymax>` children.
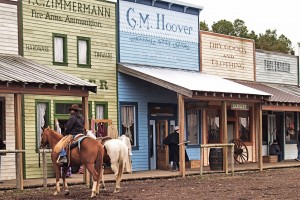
<box><xmin>231</xmin><ymin>103</ymin><xmax>249</xmax><ymax>110</ymax></box>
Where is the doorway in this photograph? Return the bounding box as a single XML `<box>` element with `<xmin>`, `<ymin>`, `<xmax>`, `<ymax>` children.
<box><xmin>149</xmin><ymin>119</ymin><xmax>176</xmax><ymax>170</ymax></box>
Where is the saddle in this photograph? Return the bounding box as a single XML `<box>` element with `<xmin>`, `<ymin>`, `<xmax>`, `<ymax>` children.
<box><xmin>54</xmin><ymin>134</ymin><xmax>85</xmax><ymax>154</ymax></box>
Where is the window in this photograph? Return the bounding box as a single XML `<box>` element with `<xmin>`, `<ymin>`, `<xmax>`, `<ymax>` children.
<box><xmin>239</xmin><ymin>111</ymin><xmax>250</xmax><ymax>142</ymax></box>
<box><xmin>286</xmin><ymin>112</ymin><xmax>296</xmax><ymax>143</ymax></box>
<box><xmin>77</xmin><ymin>37</ymin><xmax>91</xmax><ymax>67</ymax></box>
<box><xmin>36</xmin><ymin>101</ymin><xmax>50</xmax><ymax>149</ymax></box>
<box><xmin>53</xmin><ymin>33</ymin><xmax>67</xmax><ymax>65</ymax></box>
<box><xmin>186</xmin><ymin>109</ymin><xmax>200</xmax><ymax>145</ymax></box>
<box><xmin>120</xmin><ymin>103</ymin><xmax>137</xmax><ymax>147</ymax></box>
<box><xmin>95</xmin><ymin>102</ymin><xmax>108</xmax><ymax>119</ymax></box>
<box><xmin>207</xmin><ymin>109</ymin><xmax>220</xmax><ymax>143</ymax></box>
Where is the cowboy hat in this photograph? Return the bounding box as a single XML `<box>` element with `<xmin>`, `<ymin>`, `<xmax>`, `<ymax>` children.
<box><xmin>68</xmin><ymin>104</ymin><xmax>82</xmax><ymax>111</ymax></box>
<box><xmin>174</xmin><ymin>126</ymin><xmax>179</xmax><ymax>131</ymax></box>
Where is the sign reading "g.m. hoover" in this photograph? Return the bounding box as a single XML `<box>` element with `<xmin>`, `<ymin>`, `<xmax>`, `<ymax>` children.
<box><xmin>119</xmin><ymin>0</ymin><xmax>199</xmax><ymax>70</ymax></box>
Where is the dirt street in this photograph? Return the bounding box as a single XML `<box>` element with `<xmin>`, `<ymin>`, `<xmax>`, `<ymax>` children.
<box><xmin>0</xmin><ymin>168</ymin><xmax>300</xmax><ymax>200</ymax></box>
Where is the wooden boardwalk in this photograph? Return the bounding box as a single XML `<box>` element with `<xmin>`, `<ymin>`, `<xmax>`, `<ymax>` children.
<box><xmin>1</xmin><ymin>160</ymin><xmax>300</xmax><ymax>190</ymax></box>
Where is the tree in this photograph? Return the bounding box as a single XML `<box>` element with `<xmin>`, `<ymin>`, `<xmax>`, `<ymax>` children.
<box><xmin>200</xmin><ymin>21</ymin><xmax>209</xmax><ymax>31</ymax></box>
<box><xmin>255</xmin><ymin>29</ymin><xmax>293</xmax><ymax>54</ymax></box>
<box><xmin>211</xmin><ymin>19</ymin><xmax>234</xmax><ymax>36</ymax></box>
<box><xmin>233</xmin><ymin>19</ymin><xmax>248</xmax><ymax>38</ymax></box>
<box><xmin>201</xmin><ymin>19</ymin><xmax>294</xmax><ymax>55</ymax></box>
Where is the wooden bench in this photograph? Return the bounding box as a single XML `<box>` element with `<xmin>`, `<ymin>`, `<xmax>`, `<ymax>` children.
<box><xmin>263</xmin><ymin>155</ymin><xmax>278</xmax><ymax>163</ymax></box>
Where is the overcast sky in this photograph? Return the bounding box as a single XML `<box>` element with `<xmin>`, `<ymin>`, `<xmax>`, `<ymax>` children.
<box><xmin>182</xmin><ymin>0</ymin><xmax>300</xmax><ymax>55</ymax></box>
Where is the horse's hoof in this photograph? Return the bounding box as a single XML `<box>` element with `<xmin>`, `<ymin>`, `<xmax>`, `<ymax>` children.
<box><xmin>113</xmin><ymin>189</ymin><xmax>120</xmax><ymax>193</ymax></box>
<box><xmin>64</xmin><ymin>190</ymin><xmax>70</xmax><ymax>196</ymax></box>
<box><xmin>91</xmin><ymin>193</ymin><xmax>96</xmax><ymax>198</ymax></box>
<box><xmin>100</xmin><ymin>187</ymin><xmax>107</xmax><ymax>191</ymax></box>
<box><xmin>54</xmin><ymin>191</ymin><xmax>58</xmax><ymax>196</ymax></box>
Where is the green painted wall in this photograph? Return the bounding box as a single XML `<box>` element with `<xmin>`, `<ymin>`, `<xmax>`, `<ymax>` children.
<box><xmin>22</xmin><ymin>0</ymin><xmax>117</xmax><ymax>178</ymax></box>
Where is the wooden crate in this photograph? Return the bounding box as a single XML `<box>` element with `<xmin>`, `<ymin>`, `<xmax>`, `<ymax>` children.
<box><xmin>263</xmin><ymin>155</ymin><xmax>278</xmax><ymax>163</ymax></box>
<box><xmin>185</xmin><ymin>160</ymin><xmax>201</xmax><ymax>169</ymax></box>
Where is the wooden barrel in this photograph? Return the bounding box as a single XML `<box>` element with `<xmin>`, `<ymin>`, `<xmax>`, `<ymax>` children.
<box><xmin>209</xmin><ymin>148</ymin><xmax>223</xmax><ymax>171</ymax></box>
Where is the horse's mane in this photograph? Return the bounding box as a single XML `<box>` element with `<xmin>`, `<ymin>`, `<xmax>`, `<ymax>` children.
<box><xmin>44</xmin><ymin>127</ymin><xmax>63</xmax><ymax>139</ymax></box>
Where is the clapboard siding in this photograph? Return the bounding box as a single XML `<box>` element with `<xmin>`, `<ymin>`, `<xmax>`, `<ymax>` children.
<box><xmin>119</xmin><ymin>73</ymin><xmax>199</xmax><ymax>171</ymax></box>
<box><xmin>0</xmin><ymin>94</ymin><xmax>16</xmax><ymax>180</ymax></box>
<box><xmin>22</xmin><ymin>0</ymin><xmax>117</xmax><ymax>178</ymax></box>
<box><xmin>201</xmin><ymin>32</ymin><xmax>255</xmax><ymax>81</ymax></box>
<box><xmin>0</xmin><ymin>2</ymin><xmax>18</xmax><ymax>55</ymax></box>
<box><xmin>256</xmin><ymin>50</ymin><xmax>298</xmax><ymax>85</ymax></box>
<box><xmin>284</xmin><ymin>144</ymin><xmax>297</xmax><ymax>160</ymax></box>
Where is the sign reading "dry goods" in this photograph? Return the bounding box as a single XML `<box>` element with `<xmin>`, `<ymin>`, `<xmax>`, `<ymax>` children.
<box><xmin>201</xmin><ymin>32</ymin><xmax>255</xmax><ymax>81</ymax></box>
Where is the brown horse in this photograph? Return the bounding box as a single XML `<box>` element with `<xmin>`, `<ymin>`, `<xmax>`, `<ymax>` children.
<box><xmin>39</xmin><ymin>127</ymin><xmax>104</xmax><ymax>198</ymax></box>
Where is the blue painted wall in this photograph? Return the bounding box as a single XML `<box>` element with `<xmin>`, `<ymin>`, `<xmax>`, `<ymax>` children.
<box><xmin>119</xmin><ymin>73</ymin><xmax>201</xmax><ymax>171</ymax></box>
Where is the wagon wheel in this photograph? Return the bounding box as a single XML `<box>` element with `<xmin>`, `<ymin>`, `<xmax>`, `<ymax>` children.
<box><xmin>230</xmin><ymin>139</ymin><xmax>248</xmax><ymax>164</ymax></box>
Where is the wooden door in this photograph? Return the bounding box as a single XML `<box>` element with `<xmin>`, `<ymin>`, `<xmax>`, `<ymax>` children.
<box><xmin>156</xmin><ymin>120</ymin><xmax>169</xmax><ymax>170</ymax></box>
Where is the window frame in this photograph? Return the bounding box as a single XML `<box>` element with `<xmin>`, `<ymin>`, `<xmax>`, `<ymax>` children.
<box><xmin>52</xmin><ymin>33</ymin><xmax>68</xmax><ymax>66</ymax></box>
<box><xmin>35</xmin><ymin>100</ymin><xmax>51</xmax><ymax>151</ymax></box>
<box><xmin>0</xmin><ymin>97</ymin><xmax>5</xmax><ymax>150</ymax></box>
<box><xmin>120</xmin><ymin>102</ymin><xmax>138</xmax><ymax>149</ymax></box>
<box><xmin>77</xmin><ymin>36</ymin><xmax>91</xmax><ymax>68</ymax></box>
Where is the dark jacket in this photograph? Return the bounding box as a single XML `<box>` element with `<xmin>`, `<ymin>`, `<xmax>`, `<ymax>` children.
<box><xmin>269</xmin><ymin>143</ymin><xmax>280</xmax><ymax>155</ymax></box>
<box><xmin>163</xmin><ymin>131</ymin><xmax>189</xmax><ymax>162</ymax></box>
<box><xmin>64</xmin><ymin>112</ymin><xmax>84</xmax><ymax>136</ymax></box>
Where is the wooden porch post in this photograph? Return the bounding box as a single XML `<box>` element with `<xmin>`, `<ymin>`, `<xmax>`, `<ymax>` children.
<box><xmin>221</xmin><ymin>101</ymin><xmax>228</xmax><ymax>173</ymax></box>
<box><xmin>82</xmin><ymin>96</ymin><xmax>90</xmax><ymax>186</ymax></box>
<box><xmin>14</xmin><ymin>93</ymin><xmax>23</xmax><ymax>190</ymax></box>
<box><xmin>202</xmin><ymin>109</ymin><xmax>207</xmax><ymax>166</ymax></box>
<box><xmin>255</xmin><ymin>103</ymin><xmax>263</xmax><ymax>171</ymax></box>
<box><xmin>178</xmin><ymin>94</ymin><xmax>185</xmax><ymax>177</ymax></box>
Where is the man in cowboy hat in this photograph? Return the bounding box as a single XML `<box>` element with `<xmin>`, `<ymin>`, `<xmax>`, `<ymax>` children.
<box><xmin>163</xmin><ymin>126</ymin><xmax>189</xmax><ymax>171</ymax></box>
<box><xmin>57</xmin><ymin>104</ymin><xmax>85</xmax><ymax>164</ymax></box>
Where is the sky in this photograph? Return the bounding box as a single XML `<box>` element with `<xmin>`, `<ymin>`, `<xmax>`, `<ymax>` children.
<box><xmin>180</xmin><ymin>0</ymin><xmax>300</xmax><ymax>55</ymax></box>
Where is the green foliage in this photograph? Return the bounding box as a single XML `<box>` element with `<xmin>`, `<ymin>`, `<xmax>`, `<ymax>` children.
<box><xmin>200</xmin><ymin>21</ymin><xmax>209</xmax><ymax>31</ymax></box>
<box><xmin>200</xmin><ymin>19</ymin><xmax>294</xmax><ymax>55</ymax></box>
<box><xmin>211</xmin><ymin>19</ymin><xmax>234</xmax><ymax>36</ymax></box>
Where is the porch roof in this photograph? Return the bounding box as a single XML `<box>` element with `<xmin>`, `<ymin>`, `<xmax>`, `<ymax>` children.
<box><xmin>236</xmin><ymin>81</ymin><xmax>300</xmax><ymax>105</ymax></box>
<box><xmin>118</xmin><ymin>64</ymin><xmax>271</xmax><ymax>99</ymax></box>
<box><xmin>0</xmin><ymin>53</ymin><xmax>97</xmax><ymax>95</ymax></box>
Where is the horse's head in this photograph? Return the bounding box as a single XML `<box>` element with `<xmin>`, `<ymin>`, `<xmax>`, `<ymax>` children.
<box><xmin>39</xmin><ymin>126</ymin><xmax>50</xmax><ymax>149</ymax></box>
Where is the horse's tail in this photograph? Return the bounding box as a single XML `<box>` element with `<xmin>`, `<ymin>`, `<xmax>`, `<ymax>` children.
<box><xmin>117</xmin><ymin>148</ymin><xmax>124</xmax><ymax>181</ymax></box>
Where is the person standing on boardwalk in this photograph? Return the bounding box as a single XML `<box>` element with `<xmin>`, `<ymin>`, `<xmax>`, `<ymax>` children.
<box><xmin>163</xmin><ymin>126</ymin><xmax>189</xmax><ymax>171</ymax></box>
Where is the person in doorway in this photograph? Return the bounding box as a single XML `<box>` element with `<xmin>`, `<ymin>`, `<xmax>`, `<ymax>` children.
<box><xmin>295</xmin><ymin>133</ymin><xmax>300</xmax><ymax>162</ymax></box>
<box><xmin>57</xmin><ymin>104</ymin><xmax>84</xmax><ymax>165</ymax></box>
<box><xmin>269</xmin><ymin>139</ymin><xmax>282</xmax><ymax>162</ymax></box>
<box><xmin>163</xmin><ymin>126</ymin><xmax>189</xmax><ymax>171</ymax></box>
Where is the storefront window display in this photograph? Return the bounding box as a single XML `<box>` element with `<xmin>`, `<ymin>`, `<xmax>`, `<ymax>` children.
<box><xmin>207</xmin><ymin>109</ymin><xmax>220</xmax><ymax>143</ymax></box>
<box><xmin>239</xmin><ymin>111</ymin><xmax>250</xmax><ymax>142</ymax></box>
<box><xmin>285</xmin><ymin>112</ymin><xmax>296</xmax><ymax>143</ymax></box>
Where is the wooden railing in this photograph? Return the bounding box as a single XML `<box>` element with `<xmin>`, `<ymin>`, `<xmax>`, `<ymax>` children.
<box><xmin>0</xmin><ymin>149</ymin><xmax>26</xmax><ymax>190</ymax></box>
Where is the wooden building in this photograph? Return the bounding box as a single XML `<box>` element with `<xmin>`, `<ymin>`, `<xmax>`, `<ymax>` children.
<box><xmin>3</xmin><ymin>0</ymin><xmax>117</xmax><ymax>179</ymax></box>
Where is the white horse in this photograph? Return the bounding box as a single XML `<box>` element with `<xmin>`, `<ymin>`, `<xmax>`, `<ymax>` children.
<box><xmin>87</xmin><ymin>130</ymin><xmax>130</xmax><ymax>193</ymax></box>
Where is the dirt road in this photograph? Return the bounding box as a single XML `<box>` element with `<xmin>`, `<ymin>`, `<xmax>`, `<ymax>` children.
<box><xmin>1</xmin><ymin>168</ymin><xmax>300</xmax><ymax>199</ymax></box>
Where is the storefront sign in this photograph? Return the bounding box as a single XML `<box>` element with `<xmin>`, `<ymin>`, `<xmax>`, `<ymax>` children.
<box><xmin>119</xmin><ymin>0</ymin><xmax>199</xmax><ymax>70</ymax></box>
<box><xmin>255</xmin><ymin>50</ymin><xmax>298</xmax><ymax>85</ymax></box>
<box><xmin>231</xmin><ymin>103</ymin><xmax>249</xmax><ymax>110</ymax></box>
<box><xmin>201</xmin><ymin>32</ymin><xmax>255</xmax><ymax>81</ymax></box>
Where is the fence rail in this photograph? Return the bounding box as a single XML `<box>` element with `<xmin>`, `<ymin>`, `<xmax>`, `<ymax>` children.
<box><xmin>0</xmin><ymin>149</ymin><xmax>26</xmax><ymax>190</ymax></box>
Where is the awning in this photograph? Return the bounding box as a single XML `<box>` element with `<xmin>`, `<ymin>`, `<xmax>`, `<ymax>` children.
<box><xmin>0</xmin><ymin>53</ymin><xmax>97</xmax><ymax>94</ymax></box>
<box><xmin>118</xmin><ymin>64</ymin><xmax>271</xmax><ymax>99</ymax></box>
<box><xmin>236</xmin><ymin>81</ymin><xmax>300</xmax><ymax>104</ymax></box>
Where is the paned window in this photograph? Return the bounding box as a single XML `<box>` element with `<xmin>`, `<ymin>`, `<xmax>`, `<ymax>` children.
<box><xmin>186</xmin><ymin>109</ymin><xmax>199</xmax><ymax>145</ymax></box>
<box><xmin>36</xmin><ymin>101</ymin><xmax>50</xmax><ymax>149</ymax></box>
